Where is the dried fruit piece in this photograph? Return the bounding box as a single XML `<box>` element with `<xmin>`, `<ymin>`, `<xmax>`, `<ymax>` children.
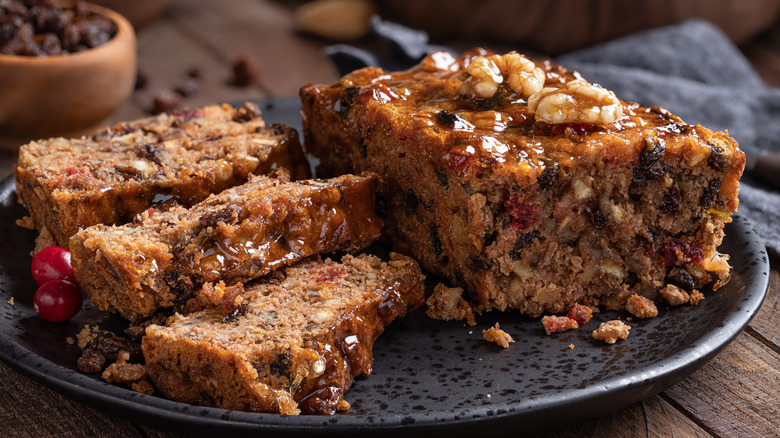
<box><xmin>541</xmin><ymin>315</ymin><xmax>579</xmax><ymax>335</ymax></box>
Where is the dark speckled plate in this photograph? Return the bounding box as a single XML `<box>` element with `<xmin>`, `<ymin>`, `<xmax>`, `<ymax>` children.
<box><xmin>0</xmin><ymin>98</ymin><xmax>770</xmax><ymax>437</ymax></box>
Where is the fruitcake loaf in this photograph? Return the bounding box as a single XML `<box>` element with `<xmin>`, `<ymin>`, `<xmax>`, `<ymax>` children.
<box><xmin>70</xmin><ymin>173</ymin><xmax>383</xmax><ymax>320</ymax></box>
<box><xmin>300</xmin><ymin>49</ymin><xmax>745</xmax><ymax>317</ymax></box>
<box><xmin>143</xmin><ymin>253</ymin><xmax>425</xmax><ymax>415</ymax></box>
<box><xmin>15</xmin><ymin>102</ymin><xmax>310</xmax><ymax>247</ymax></box>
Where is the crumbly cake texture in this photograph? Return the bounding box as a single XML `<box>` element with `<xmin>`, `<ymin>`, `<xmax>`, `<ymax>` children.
<box><xmin>70</xmin><ymin>173</ymin><xmax>383</xmax><ymax>320</ymax></box>
<box><xmin>15</xmin><ymin>102</ymin><xmax>310</xmax><ymax>247</ymax></box>
<box><xmin>142</xmin><ymin>253</ymin><xmax>425</xmax><ymax>415</ymax></box>
<box><xmin>301</xmin><ymin>48</ymin><xmax>745</xmax><ymax>318</ymax></box>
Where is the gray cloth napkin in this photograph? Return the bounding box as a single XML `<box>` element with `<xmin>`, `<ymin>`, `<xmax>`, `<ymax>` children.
<box><xmin>327</xmin><ymin>18</ymin><xmax>780</xmax><ymax>259</ymax></box>
<box><xmin>557</xmin><ymin>20</ymin><xmax>780</xmax><ymax>259</ymax></box>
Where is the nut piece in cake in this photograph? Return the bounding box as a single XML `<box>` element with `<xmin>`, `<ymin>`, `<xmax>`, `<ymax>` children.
<box><xmin>592</xmin><ymin>320</ymin><xmax>631</xmax><ymax>344</ymax></box>
<box><xmin>301</xmin><ymin>48</ymin><xmax>744</xmax><ymax>319</ymax></box>
<box><xmin>70</xmin><ymin>173</ymin><xmax>383</xmax><ymax>320</ymax></box>
<box><xmin>15</xmin><ymin>103</ymin><xmax>310</xmax><ymax>247</ymax></box>
<box><xmin>142</xmin><ymin>253</ymin><xmax>425</xmax><ymax>415</ymax></box>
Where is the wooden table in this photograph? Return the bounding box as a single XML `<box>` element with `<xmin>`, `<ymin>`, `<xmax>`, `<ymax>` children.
<box><xmin>1</xmin><ymin>1</ymin><xmax>778</xmax><ymax>436</ymax></box>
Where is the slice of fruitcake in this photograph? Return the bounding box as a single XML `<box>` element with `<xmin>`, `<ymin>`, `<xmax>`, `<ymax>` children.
<box><xmin>300</xmin><ymin>48</ymin><xmax>744</xmax><ymax>317</ymax></box>
<box><xmin>143</xmin><ymin>253</ymin><xmax>425</xmax><ymax>415</ymax></box>
<box><xmin>70</xmin><ymin>173</ymin><xmax>382</xmax><ymax>320</ymax></box>
<box><xmin>15</xmin><ymin>103</ymin><xmax>310</xmax><ymax>247</ymax></box>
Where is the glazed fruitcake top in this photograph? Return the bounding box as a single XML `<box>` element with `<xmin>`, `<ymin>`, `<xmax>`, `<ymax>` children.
<box><xmin>306</xmin><ymin>49</ymin><xmax>743</xmax><ymax>211</ymax></box>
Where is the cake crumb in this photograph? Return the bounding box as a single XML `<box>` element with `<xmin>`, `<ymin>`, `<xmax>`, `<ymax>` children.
<box><xmin>568</xmin><ymin>344</ymin><xmax>574</xmax><ymax>349</ymax></box>
<box><xmin>15</xmin><ymin>216</ymin><xmax>35</xmax><ymax>229</ymax></box>
<box><xmin>7</xmin><ymin>297</ymin><xmax>13</xmax><ymax>306</ymax></box>
<box><xmin>66</xmin><ymin>337</ymin><xmax>74</xmax><ymax>345</ymax></box>
<box><xmin>689</xmin><ymin>289</ymin><xmax>704</xmax><ymax>305</ymax></box>
<box><xmin>541</xmin><ymin>315</ymin><xmax>579</xmax><ymax>335</ymax></box>
<box><xmin>426</xmin><ymin>284</ymin><xmax>476</xmax><ymax>326</ymax></box>
<box><xmin>76</xmin><ymin>325</ymin><xmax>101</xmax><ymax>349</ymax></box>
<box><xmin>592</xmin><ymin>320</ymin><xmax>631</xmax><ymax>344</ymax></box>
<box><xmin>566</xmin><ymin>304</ymin><xmax>593</xmax><ymax>324</ymax></box>
<box><xmin>102</xmin><ymin>351</ymin><xmax>148</xmax><ymax>384</ymax></box>
<box><xmin>482</xmin><ymin>323</ymin><xmax>514</xmax><ymax>348</ymax></box>
<box><xmin>625</xmin><ymin>294</ymin><xmax>658</xmax><ymax>318</ymax></box>
<box><xmin>486</xmin><ymin>393</ymin><xmax>491</xmax><ymax>398</ymax></box>
<box><xmin>660</xmin><ymin>284</ymin><xmax>690</xmax><ymax>305</ymax></box>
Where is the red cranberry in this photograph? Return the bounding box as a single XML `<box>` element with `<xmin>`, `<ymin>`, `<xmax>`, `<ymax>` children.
<box><xmin>31</xmin><ymin>246</ymin><xmax>77</xmax><ymax>286</ymax></box>
<box><xmin>33</xmin><ymin>280</ymin><xmax>83</xmax><ymax>323</ymax></box>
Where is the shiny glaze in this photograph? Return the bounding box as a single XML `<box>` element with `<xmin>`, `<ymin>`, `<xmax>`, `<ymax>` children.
<box><xmin>326</xmin><ymin>48</ymin><xmax>741</xmax><ymax>184</ymax></box>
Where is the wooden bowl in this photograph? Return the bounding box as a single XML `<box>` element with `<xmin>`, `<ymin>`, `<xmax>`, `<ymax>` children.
<box><xmin>381</xmin><ymin>0</ymin><xmax>780</xmax><ymax>54</ymax></box>
<box><xmin>91</xmin><ymin>0</ymin><xmax>172</xmax><ymax>29</ymax></box>
<box><xmin>0</xmin><ymin>2</ymin><xmax>137</xmax><ymax>151</ymax></box>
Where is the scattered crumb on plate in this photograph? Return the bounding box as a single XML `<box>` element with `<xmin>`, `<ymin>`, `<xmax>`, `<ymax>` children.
<box><xmin>541</xmin><ymin>315</ymin><xmax>579</xmax><ymax>335</ymax></box>
<box><xmin>592</xmin><ymin>320</ymin><xmax>631</xmax><ymax>344</ymax></box>
<box><xmin>426</xmin><ymin>283</ymin><xmax>477</xmax><ymax>326</ymax></box>
<box><xmin>482</xmin><ymin>323</ymin><xmax>514</xmax><ymax>348</ymax></box>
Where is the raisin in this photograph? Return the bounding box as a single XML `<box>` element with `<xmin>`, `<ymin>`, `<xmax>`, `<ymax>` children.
<box><xmin>337</xmin><ymin>86</ymin><xmax>359</xmax><ymax>115</ymax></box>
<box><xmin>431</xmin><ymin>224</ymin><xmax>443</xmax><ymax>257</ymax></box>
<box><xmin>666</xmin><ymin>267</ymin><xmax>695</xmax><ymax>291</ymax></box>
<box><xmin>138</xmin><ymin>143</ymin><xmax>162</xmax><ymax>164</ymax></box>
<box><xmin>585</xmin><ymin>204</ymin><xmax>606</xmax><ymax>228</ymax></box>
<box><xmin>638</xmin><ymin>135</ymin><xmax>666</xmax><ymax>171</ymax></box>
<box><xmin>77</xmin><ymin>348</ymin><xmax>106</xmax><ymax>374</ymax></box>
<box><xmin>436</xmin><ymin>110</ymin><xmax>464</xmax><ymax>126</ymax></box>
<box><xmin>512</xmin><ymin>230</ymin><xmax>539</xmax><ymax>255</ymax></box>
<box><xmin>96</xmin><ymin>335</ymin><xmax>143</xmax><ymax>363</ymax></box>
<box><xmin>700</xmin><ymin>178</ymin><xmax>721</xmax><ymax>208</ymax></box>
<box><xmin>169</xmin><ymin>273</ymin><xmax>202</xmax><ymax>304</ymax></box>
<box><xmin>134</xmin><ymin>68</ymin><xmax>148</xmax><ymax>91</ymax></box>
<box><xmin>661</xmin><ymin>187</ymin><xmax>681</xmax><ymax>213</ymax></box>
<box><xmin>707</xmin><ymin>144</ymin><xmax>728</xmax><ymax>171</ymax></box>
<box><xmin>269</xmin><ymin>351</ymin><xmax>292</xmax><ymax>377</ymax></box>
<box><xmin>473</xmin><ymin>91</ymin><xmax>505</xmax><ymax>111</ymax></box>
<box><xmin>201</xmin><ymin>206</ymin><xmax>239</xmax><ymax>228</ymax></box>
<box><xmin>538</xmin><ymin>163</ymin><xmax>559</xmax><ymax>189</ymax></box>
<box><xmin>223</xmin><ymin>303</ymin><xmax>248</xmax><ymax>323</ymax></box>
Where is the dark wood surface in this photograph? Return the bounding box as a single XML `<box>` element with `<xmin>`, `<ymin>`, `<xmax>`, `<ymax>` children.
<box><xmin>1</xmin><ymin>0</ymin><xmax>778</xmax><ymax>436</ymax></box>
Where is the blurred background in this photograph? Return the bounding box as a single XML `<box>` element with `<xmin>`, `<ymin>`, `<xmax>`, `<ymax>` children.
<box><xmin>104</xmin><ymin>0</ymin><xmax>780</xmax><ymax>121</ymax></box>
